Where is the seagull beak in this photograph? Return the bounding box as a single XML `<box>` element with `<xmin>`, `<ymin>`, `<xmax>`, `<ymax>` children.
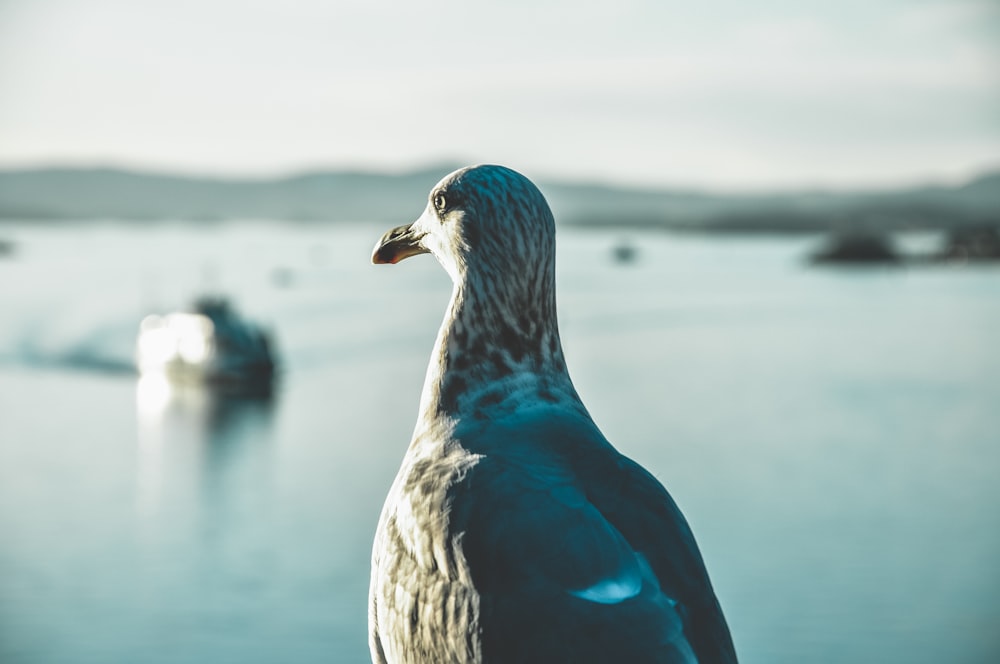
<box><xmin>371</xmin><ymin>222</ymin><xmax>430</xmax><ymax>265</ymax></box>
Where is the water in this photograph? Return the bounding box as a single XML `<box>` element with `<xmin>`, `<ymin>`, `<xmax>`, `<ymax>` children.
<box><xmin>0</xmin><ymin>222</ymin><xmax>998</xmax><ymax>663</ymax></box>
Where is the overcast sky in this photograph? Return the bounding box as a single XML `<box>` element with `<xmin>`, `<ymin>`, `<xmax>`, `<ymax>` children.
<box><xmin>0</xmin><ymin>0</ymin><xmax>997</xmax><ymax>189</ymax></box>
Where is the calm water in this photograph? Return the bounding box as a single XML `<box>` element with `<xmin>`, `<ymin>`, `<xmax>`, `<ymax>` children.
<box><xmin>0</xmin><ymin>222</ymin><xmax>998</xmax><ymax>663</ymax></box>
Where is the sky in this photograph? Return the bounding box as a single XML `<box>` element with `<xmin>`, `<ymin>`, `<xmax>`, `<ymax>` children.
<box><xmin>0</xmin><ymin>0</ymin><xmax>997</xmax><ymax>190</ymax></box>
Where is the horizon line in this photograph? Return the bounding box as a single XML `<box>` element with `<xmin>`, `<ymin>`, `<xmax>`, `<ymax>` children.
<box><xmin>0</xmin><ymin>157</ymin><xmax>997</xmax><ymax>197</ymax></box>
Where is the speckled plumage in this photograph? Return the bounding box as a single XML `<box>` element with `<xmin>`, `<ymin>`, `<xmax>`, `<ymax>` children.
<box><xmin>369</xmin><ymin>165</ymin><xmax>737</xmax><ymax>664</ymax></box>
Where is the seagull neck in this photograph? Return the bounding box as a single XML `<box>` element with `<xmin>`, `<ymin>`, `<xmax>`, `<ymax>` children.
<box><xmin>417</xmin><ymin>277</ymin><xmax>578</xmax><ymax>424</ymax></box>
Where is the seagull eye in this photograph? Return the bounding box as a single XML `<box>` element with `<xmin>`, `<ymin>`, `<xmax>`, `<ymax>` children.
<box><xmin>433</xmin><ymin>193</ymin><xmax>448</xmax><ymax>213</ymax></box>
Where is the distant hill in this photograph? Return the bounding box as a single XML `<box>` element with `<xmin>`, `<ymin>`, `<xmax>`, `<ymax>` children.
<box><xmin>0</xmin><ymin>165</ymin><xmax>997</xmax><ymax>232</ymax></box>
<box><xmin>0</xmin><ymin>165</ymin><xmax>458</xmax><ymax>223</ymax></box>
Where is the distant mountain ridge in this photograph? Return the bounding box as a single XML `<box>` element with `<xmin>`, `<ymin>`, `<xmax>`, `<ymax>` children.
<box><xmin>1</xmin><ymin>165</ymin><xmax>997</xmax><ymax>232</ymax></box>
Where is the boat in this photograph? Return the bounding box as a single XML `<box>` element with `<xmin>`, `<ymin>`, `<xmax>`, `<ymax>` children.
<box><xmin>136</xmin><ymin>296</ymin><xmax>277</xmax><ymax>393</ymax></box>
<box><xmin>611</xmin><ymin>239</ymin><xmax>638</xmax><ymax>264</ymax></box>
<box><xmin>810</xmin><ymin>232</ymin><xmax>900</xmax><ymax>264</ymax></box>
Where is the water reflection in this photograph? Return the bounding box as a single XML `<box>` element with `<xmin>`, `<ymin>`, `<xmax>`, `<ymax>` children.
<box><xmin>135</xmin><ymin>375</ymin><xmax>277</xmax><ymax>519</ymax></box>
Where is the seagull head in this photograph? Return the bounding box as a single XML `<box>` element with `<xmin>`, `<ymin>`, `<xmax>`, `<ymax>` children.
<box><xmin>372</xmin><ymin>164</ymin><xmax>555</xmax><ymax>287</ymax></box>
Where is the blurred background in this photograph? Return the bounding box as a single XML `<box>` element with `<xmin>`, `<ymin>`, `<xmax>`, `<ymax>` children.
<box><xmin>1</xmin><ymin>1</ymin><xmax>998</xmax><ymax>663</ymax></box>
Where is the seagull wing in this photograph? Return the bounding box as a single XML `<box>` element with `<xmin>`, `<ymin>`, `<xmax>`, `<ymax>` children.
<box><xmin>586</xmin><ymin>454</ymin><xmax>739</xmax><ymax>664</ymax></box>
<box><xmin>450</xmin><ymin>424</ymin><xmax>696</xmax><ymax>662</ymax></box>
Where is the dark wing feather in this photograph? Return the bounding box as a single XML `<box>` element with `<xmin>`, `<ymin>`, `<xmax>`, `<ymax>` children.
<box><xmin>451</xmin><ymin>453</ymin><xmax>696</xmax><ymax>663</ymax></box>
<box><xmin>585</xmin><ymin>454</ymin><xmax>738</xmax><ymax>664</ymax></box>
<box><xmin>454</xmin><ymin>410</ymin><xmax>737</xmax><ymax>663</ymax></box>
<box><xmin>449</xmin><ymin>409</ymin><xmax>736</xmax><ymax>663</ymax></box>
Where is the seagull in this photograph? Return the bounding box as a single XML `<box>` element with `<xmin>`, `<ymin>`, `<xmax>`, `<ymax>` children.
<box><xmin>369</xmin><ymin>165</ymin><xmax>737</xmax><ymax>663</ymax></box>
